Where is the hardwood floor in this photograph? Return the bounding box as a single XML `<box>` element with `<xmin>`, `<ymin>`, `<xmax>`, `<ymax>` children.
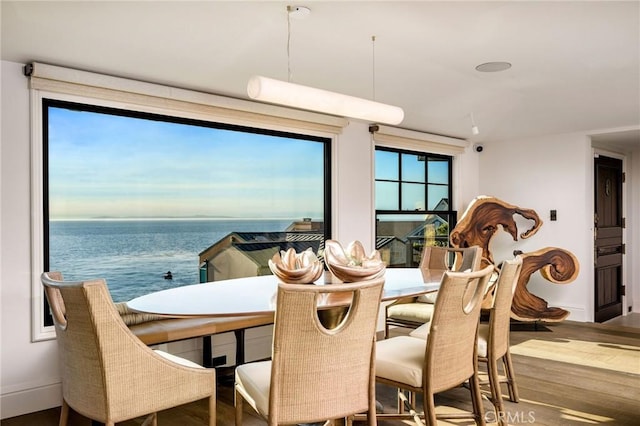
<box><xmin>4</xmin><ymin>318</ymin><xmax>640</xmax><ymax>425</ymax></box>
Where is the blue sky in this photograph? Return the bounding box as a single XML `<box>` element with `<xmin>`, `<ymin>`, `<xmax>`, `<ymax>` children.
<box><xmin>374</xmin><ymin>149</ymin><xmax>449</xmax><ymax>211</ymax></box>
<box><xmin>48</xmin><ymin>107</ymin><xmax>325</xmax><ymax>219</ymax></box>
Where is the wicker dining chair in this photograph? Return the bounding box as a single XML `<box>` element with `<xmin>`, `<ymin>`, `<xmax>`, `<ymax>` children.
<box><xmin>373</xmin><ymin>265</ymin><xmax>494</xmax><ymax>426</ymax></box>
<box><xmin>384</xmin><ymin>246</ymin><xmax>483</xmax><ymax>338</ymax></box>
<box><xmin>41</xmin><ymin>272</ymin><xmax>216</xmax><ymax>426</ymax></box>
<box><xmin>234</xmin><ymin>278</ymin><xmax>384</xmax><ymax>426</ymax></box>
<box><xmin>477</xmin><ymin>256</ymin><xmax>523</xmax><ymax>421</ymax></box>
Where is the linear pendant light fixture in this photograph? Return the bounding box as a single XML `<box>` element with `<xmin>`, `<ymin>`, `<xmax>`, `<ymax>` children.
<box><xmin>246</xmin><ymin>6</ymin><xmax>404</xmax><ymax>125</ymax></box>
<box><xmin>247</xmin><ymin>76</ymin><xmax>404</xmax><ymax>125</ymax></box>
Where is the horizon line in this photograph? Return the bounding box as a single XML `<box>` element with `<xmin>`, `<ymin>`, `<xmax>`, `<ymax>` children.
<box><xmin>49</xmin><ymin>216</ymin><xmax>319</xmax><ymax>222</ymax></box>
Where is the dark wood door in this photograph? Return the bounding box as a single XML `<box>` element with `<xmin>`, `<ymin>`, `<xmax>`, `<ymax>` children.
<box><xmin>594</xmin><ymin>155</ymin><xmax>624</xmax><ymax>323</ymax></box>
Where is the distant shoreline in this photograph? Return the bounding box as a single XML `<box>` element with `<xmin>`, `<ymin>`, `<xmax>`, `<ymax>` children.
<box><xmin>50</xmin><ymin>217</ymin><xmax>306</xmax><ymax>222</ymax></box>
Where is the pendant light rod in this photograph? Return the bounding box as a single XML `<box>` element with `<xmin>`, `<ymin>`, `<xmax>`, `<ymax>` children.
<box><xmin>246</xmin><ymin>5</ymin><xmax>404</xmax><ymax>125</ymax></box>
<box><xmin>372</xmin><ymin>35</ymin><xmax>376</xmax><ymax>101</ymax></box>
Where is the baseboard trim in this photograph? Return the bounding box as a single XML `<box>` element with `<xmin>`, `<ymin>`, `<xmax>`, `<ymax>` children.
<box><xmin>1</xmin><ymin>382</ymin><xmax>61</xmax><ymax>420</ymax></box>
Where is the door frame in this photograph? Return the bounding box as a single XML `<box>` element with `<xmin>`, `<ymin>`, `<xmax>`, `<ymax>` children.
<box><xmin>593</xmin><ymin>148</ymin><xmax>628</xmax><ymax>320</ymax></box>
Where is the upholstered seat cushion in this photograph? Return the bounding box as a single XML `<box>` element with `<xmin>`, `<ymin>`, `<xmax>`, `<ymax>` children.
<box><xmin>408</xmin><ymin>321</ymin><xmax>431</xmax><ymax>339</ymax></box>
<box><xmin>386</xmin><ymin>302</ymin><xmax>435</xmax><ymax>323</ymax></box>
<box><xmin>416</xmin><ymin>291</ymin><xmax>438</xmax><ymax>304</ymax></box>
<box><xmin>410</xmin><ymin>321</ymin><xmax>489</xmax><ymax>359</ymax></box>
<box><xmin>154</xmin><ymin>350</ymin><xmax>204</xmax><ymax>369</ymax></box>
<box><xmin>235</xmin><ymin>360</ymin><xmax>272</xmax><ymax>417</ymax></box>
<box><xmin>376</xmin><ymin>336</ymin><xmax>426</xmax><ymax>388</ymax></box>
<box><xmin>476</xmin><ymin>323</ymin><xmax>489</xmax><ymax>357</ymax></box>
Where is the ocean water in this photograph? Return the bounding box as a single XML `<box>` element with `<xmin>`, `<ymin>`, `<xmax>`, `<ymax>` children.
<box><xmin>49</xmin><ymin>219</ymin><xmax>294</xmax><ymax>302</ymax></box>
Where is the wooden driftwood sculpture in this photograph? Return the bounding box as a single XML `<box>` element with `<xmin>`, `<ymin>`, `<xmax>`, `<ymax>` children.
<box><xmin>512</xmin><ymin>247</ymin><xmax>579</xmax><ymax>321</ymax></box>
<box><xmin>450</xmin><ymin>196</ymin><xmax>543</xmax><ymax>265</ymax></box>
<box><xmin>450</xmin><ymin>196</ymin><xmax>579</xmax><ymax>322</ymax></box>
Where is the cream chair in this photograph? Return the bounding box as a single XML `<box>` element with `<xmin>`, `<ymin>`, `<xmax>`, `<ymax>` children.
<box><xmin>373</xmin><ymin>265</ymin><xmax>494</xmax><ymax>425</ymax></box>
<box><xmin>477</xmin><ymin>256</ymin><xmax>523</xmax><ymax>421</ymax></box>
<box><xmin>41</xmin><ymin>272</ymin><xmax>216</xmax><ymax>426</ymax></box>
<box><xmin>234</xmin><ymin>278</ymin><xmax>384</xmax><ymax>426</ymax></box>
<box><xmin>384</xmin><ymin>246</ymin><xmax>483</xmax><ymax>338</ymax></box>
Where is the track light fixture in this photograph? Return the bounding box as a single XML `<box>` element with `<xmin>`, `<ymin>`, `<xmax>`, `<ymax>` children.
<box><xmin>470</xmin><ymin>112</ymin><xmax>480</xmax><ymax>135</ymax></box>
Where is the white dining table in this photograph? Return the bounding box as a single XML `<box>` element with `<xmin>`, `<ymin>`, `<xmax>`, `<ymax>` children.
<box><xmin>127</xmin><ymin>268</ymin><xmax>443</xmax><ymax>317</ymax></box>
<box><xmin>128</xmin><ymin>267</ymin><xmax>442</xmax><ymax>423</ymax></box>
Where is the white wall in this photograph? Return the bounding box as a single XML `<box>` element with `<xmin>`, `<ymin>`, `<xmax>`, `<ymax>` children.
<box><xmin>332</xmin><ymin>121</ymin><xmax>376</xmax><ymax>247</ymax></box>
<box><xmin>477</xmin><ymin>131</ymin><xmax>639</xmax><ymax>322</ymax></box>
<box><xmin>455</xmin><ymin>144</ymin><xmax>482</xmax><ymax>210</ymax></box>
<box><xmin>1</xmin><ymin>61</ymin><xmax>67</xmax><ymax>418</ymax></box>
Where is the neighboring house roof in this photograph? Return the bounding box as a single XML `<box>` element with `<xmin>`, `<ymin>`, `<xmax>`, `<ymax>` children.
<box><xmin>434</xmin><ymin>198</ymin><xmax>449</xmax><ymax>210</ymax></box>
<box><xmin>403</xmin><ymin>214</ymin><xmax>449</xmax><ymax>241</ymax></box>
<box><xmin>232</xmin><ymin>231</ymin><xmax>324</xmax><ymax>244</ymax></box>
<box><xmin>233</xmin><ymin>240</ymin><xmax>324</xmax><ymax>267</ymax></box>
<box><xmin>375</xmin><ymin>236</ymin><xmax>401</xmax><ymax>250</ymax></box>
<box><xmin>200</xmin><ymin>226</ymin><xmax>408</xmax><ymax>267</ymax></box>
<box><xmin>199</xmin><ymin>230</ymin><xmax>325</xmax><ymax>264</ymax></box>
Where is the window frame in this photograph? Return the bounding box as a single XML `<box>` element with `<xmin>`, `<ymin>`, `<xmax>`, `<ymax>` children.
<box><xmin>374</xmin><ymin>145</ymin><xmax>457</xmax><ymax>267</ymax></box>
<box><xmin>31</xmin><ymin>89</ymin><xmax>336</xmax><ymax>341</ymax></box>
<box><xmin>374</xmin><ymin>146</ymin><xmax>453</xmax><ymax>214</ymax></box>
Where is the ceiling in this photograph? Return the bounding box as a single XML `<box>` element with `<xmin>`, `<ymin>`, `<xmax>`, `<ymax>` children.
<box><xmin>2</xmin><ymin>1</ymin><xmax>639</xmax><ymax>150</ymax></box>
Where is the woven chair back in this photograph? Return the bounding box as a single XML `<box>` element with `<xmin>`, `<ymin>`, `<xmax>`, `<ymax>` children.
<box><xmin>425</xmin><ymin>264</ymin><xmax>494</xmax><ymax>393</ymax></box>
<box><xmin>42</xmin><ymin>272</ymin><xmax>111</xmax><ymax>421</ymax></box>
<box><xmin>268</xmin><ymin>278</ymin><xmax>384</xmax><ymax>424</ymax></box>
<box><xmin>41</xmin><ymin>272</ymin><xmax>216</xmax><ymax>424</ymax></box>
<box><xmin>490</xmin><ymin>256</ymin><xmax>523</xmax><ymax>357</ymax></box>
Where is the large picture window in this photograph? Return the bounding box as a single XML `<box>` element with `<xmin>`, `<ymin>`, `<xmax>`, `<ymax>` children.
<box><xmin>374</xmin><ymin>147</ymin><xmax>455</xmax><ymax>267</ymax></box>
<box><xmin>42</xmin><ymin>98</ymin><xmax>331</xmax><ymax>325</ymax></box>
